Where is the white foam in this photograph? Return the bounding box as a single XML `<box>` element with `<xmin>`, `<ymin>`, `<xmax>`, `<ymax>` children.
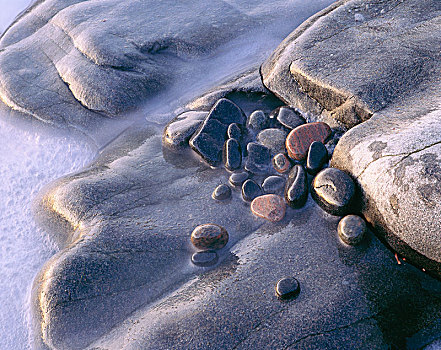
<box><xmin>0</xmin><ymin>117</ymin><xmax>96</xmax><ymax>349</ymax></box>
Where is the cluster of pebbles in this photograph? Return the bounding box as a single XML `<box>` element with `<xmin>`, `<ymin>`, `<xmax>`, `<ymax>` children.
<box><xmin>165</xmin><ymin>98</ymin><xmax>367</xmax><ymax>294</ymax></box>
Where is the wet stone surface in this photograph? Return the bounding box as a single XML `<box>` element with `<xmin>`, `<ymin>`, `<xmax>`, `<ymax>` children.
<box><xmin>223</xmin><ymin>138</ymin><xmax>242</xmax><ymax>171</ymax></box>
<box><xmin>191</xmin><ymin>224</ymin><xmax>229</xmax><ymax>251</ymax></box>
<box><xmin>212</xmin><ymin>184</ymin><xmax>232</xmax><ymax>201</ymax></box>
<box><xmin>285</xmin><ymin>164</ymin><xmax>308</xmax><ymax>209</ymax></box>
<box><xmin>338</xmin><ymin>215</ymin><xmax>366</xmax><ymax>245</ymax></box>
<box><xmin>273</xmin><ymin>106</ymin><xmax>305</xmax><ymax>130</ymax></box>
<box><xmin>307</xmin><ymin>141</ymin><xmax>328</xmax><ymax>175</ymax></box>
<box><xmin>191</xmin><ymin>250</ymin><xmax>219</xmax><ymax>267</ymax></box>
<box><xmin>247</xmin><ymin>110</ymin><xmax>268</xmax><ymax>131</ymax></box>
<box><xmin>251</xmin><ymin>194</ymin><xmax>286</xmax><ymax>222</ymax></box>
<box><xmin>262</xmin><ymin>175</ymin><xmax>285</xmax><ymax>195</ymax></box>
<box><xmin>190</xmin><ymin>98</ymin><xmax>246</xmax><ymax>166</ymax></box>
<box><xmin>286</xmin><ymin>122</ymin><xmax>332</xmax><ymax>161</ymax></box>
<box><xmin>229</xmin><ymin>171</ymin><xmax>249</xmax><ymax>187</ymax></box>
<box><xmin>257</xmin><ymin>128</ymin><xmax>287</xmax><ymax>155</ymax></box>
<box><xmin>245</xmin><ymin>142</ymin><xmax>271</xmax><ymax>174</ymax></box>
<box><xmin>275</xmin><ymin>277</ymin><xmax>300</xmax><ymax>300</ymax></box>
<box><xmin>311</xmin><ymin>168</ymin><xmax>356</xmax><ymax>216</ymax></box>
<box><xmin>242</xmin><ymin>179</ymin><xmax>263</xmax><ymax>202</ymax></box>
<box><xmin>272</xmin><ymin>153</ymin><xmax>291</xmax><ymax>174</ymax></box>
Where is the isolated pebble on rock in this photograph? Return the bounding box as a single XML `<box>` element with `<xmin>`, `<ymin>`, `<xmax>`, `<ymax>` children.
<box><xmin>191</xmin><ymin>224</ymin><xmax>229</xmax><ymax>250</ymax></box>
<box><xmin>212</xmin><ymin>184</ymin><xmax>232</xmax><ymax>200</ymax></box>
<box><xmin>286</xmin><ymin>122</ymin><xmax>331</xmax><ymax>160</ymax></box>
<box><xmin>311</xmin><ymin>168</ymin><xmax>356</xmax><ymax>216</ymax></box>
<box><xmin>276</xmin><ymin>277</ymin><xmax>300</xmax><ymax>300</ymax></box>
<box><xmin>251</xmin><ymin>194</ymin><xmax>286</xmax><ymax>222</ymax></box>
<box><xmin>338</xmin><ymin>215</ymin><xmax>366</xmax><ymax>245</ymax></box>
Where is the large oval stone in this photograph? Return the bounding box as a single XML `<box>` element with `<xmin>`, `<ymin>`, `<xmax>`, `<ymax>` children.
<box><xmin>285</xmin><ymin>164</ymin><xmax>308</xmax><ymax>208</ymax></box>
<box><xmin>286</xmin><ymin>122</ymin><xmax>331</xmax><ymax>160</ymax></box>
<box><xmin>251</xmin><ymin>194</ymin><xmax>286</xmax><ymax>222</ymax></box>
<box><xmin>311</xmin><ymin>168</ymin><xmax>356</xmax><ymax>216</ymax></box>
<box><xmin>191</xmin><ymin>224</ymin><xmax>229</xmax><ymax>250</ymax></box>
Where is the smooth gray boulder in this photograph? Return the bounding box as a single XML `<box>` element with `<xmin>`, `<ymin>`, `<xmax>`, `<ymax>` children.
<box><xmin>261</xmin><ymin>0</ymin><xmax>441</xmax><ymax>277</ymax></box>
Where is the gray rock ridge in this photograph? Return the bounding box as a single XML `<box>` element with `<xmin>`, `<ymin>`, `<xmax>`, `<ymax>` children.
<box><xmin>0</xmin><ymin>0</ymin><xmax>336</xmax><ymax>135</ymax></box>
<box><xmin>33</xmin><ymin>120</ymin><xmax>441</xmax><ymax>350</ymax></box>
<box><xmin>261</xmin><ymin>0</ymin><xmax>441</xmax><ymax>277</ymax></box>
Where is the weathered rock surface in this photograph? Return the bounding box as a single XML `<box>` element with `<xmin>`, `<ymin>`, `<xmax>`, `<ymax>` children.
<box><xmin>163</xmin><ymin>111</ymin><xmax>207</xmax><ymax>150</ymax></box>
<box><xmin>257</xmin><ymin>128</ymin><xmax>288</xmax><ymax>155</ymax></box>
<box><xmin>32</xmin><ymin>124</ymin><xmax>441</xmax><ymax>349</ymax></box>
<box><xmin>262</xmin><ymin>0</ymin><xmax>441</xmax><ymax>277</ymax></box>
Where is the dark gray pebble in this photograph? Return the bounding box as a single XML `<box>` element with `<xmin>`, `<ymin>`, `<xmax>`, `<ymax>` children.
<box><xmin>285</xmin><ymin>164</ymin><xmax>308</xmax><ymax>208</ymax></box>
<box><xmin>262</xmin><ymin>176</ymin><xmax>286</xmax><ymax>195</ymax></box>
<box><xmin>189</xmin><ymin>98</ymin><xmax>246</xmax><ymax>166</ymax></box>
<box><xmin>247</xmin><ymin>110</ymin><xmax>268</xmax><ymax>131</ymax></box>
<box><xmin>307</xmin><ymin>141</ymin><xmax>328</xmax><ymax>175</ymax></box>
<box><xmin>272</xmin><ymin>153</ymin><xmax>291</xmax><ymax>174</ymax></box>
<box><xmin>227</xmin><ymin>123</ymin><xmax>242</xmax><ymax>140</ymax></box>
<box><xmin>311</xmin><ymin>168</ymin><xmax>356</xmax><ymax>216</ymax></box>
<box><xmin>242</xmin><ymin>179</ymin><xmax>263</xmax><ymax>202</ymax></box>
<box><xmin>212</xmin><ymin>184</ymin><xmax>232</xmax><ymax>200</ymax></box>
<box><xmin>191</xmin><ymin>250</ymin><xmax>219</xmax><ymax>267</ymax></box>
<box><xmin>245</xmin><ymin>142</ymin><xmax>271</xmax><ymax>174</ymax></box>
<box><xmin>229</xmin><ymin>171</ymin><xmax>249</xmax><ymax>187</ymax></box>
<box><xmin>338</xmin><ymin>215</ymin><xmax>366</xmax><ymax>245</ymax></box>
<box><xmin>257</xmin><ymin>128</ymin><xmax>287</xmax><ymax>155</ymax></box>
<box><xmin>272</xmin><ymin>106</ymin><xmax>305</xmax><ymax>129</ymax></box>
<box><xmin>276</xmin><ymin>277</ymin><xmax>300</xmax><ymax>300</ymax></box>
<box><xmin>223</xmin><ymin>138</ymin><xmax>242</xmax><ymax>171</ymax></box>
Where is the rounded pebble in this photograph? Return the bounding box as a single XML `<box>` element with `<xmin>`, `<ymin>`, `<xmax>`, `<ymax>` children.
<box><xmin>276</xmin><ymin>277</ymin><xmax>300</xmax><ymax>299</ymax></box>
<box><xmin>286</xmin><ymin>122</ymin><xmax>332</xmax><ymax>160</ymax></box>
<box><xmin>212</xmin><ymin>184</ymin><xmax>232</xmax><ymax>200</ymax></box>
<box><xmin>311</xmin><ymin>168</ymin><xmax>356</xmax><ymax>216</ymax></box>
<box><xmin>227</xmin><ymin>123</ymin><xmax>242</xmax><ymax>140</ymax></box>
<box><xmin>306</xmin><ymin>141</ymin><xmax>328</xmax><ymax>175</ymax></box>
<box><xmin>338</xmin><ymin>215</ymin><xmax>366</xmax><ymax>245</ymax></box>
<box><xmin>229</xmin><ymin>171</ymin><xmax>249</xmax><ymax>187</ymax></box>
<box><xmin>251</xmin><ymin>194</ymin><xmax>286</xmax><ymax>222</ymax></box>
<box><xmin>242</xmin><ymin>179</ymin><xmax>263</xmax><ymax>202</ymax></box>
<box><xmin>285</xmin><ymin>164</ymin><xmax>308</xmax><ymax>208</ymax></box>
<box><xmin>223</xmin><ymin>138</ymin><xmax>242</xmax><ymax>171</ymax></box>
<box><xmin>191</xmin><ymin>224</ymin><xmax>229</xmax><ymax>250</ymax></box>
<box><xmin>262</xmin><ymin>175</ymin><xmax>285</xmax><ymax>195</ymax></box>
<box><xmin>272</xmin><ymin>153</ymin><xmax>291</xmax><ymax>174</ymax></box>
<box><xmin>272</xmin><ymin>106</ymin><xmax>305</xmax><ymax>129</ymax></box>
<box><xmin>245</xmin><ymin>142</ymin><xmax>271</xmax><ymax>174</ymax></box>
<box><xmin>191</xmin><ymin>250</ymin><xmax>219</xmax><ymax>267</ymax></box>
<box><xmin>257</xmin><ymin>128</ymin><xmax>288</xmax><ymax>155</ymax></box>
<box><xmin>247</xmin><ymin>110</ymin><xmax>268</xmax><ymax>131</ymax></box>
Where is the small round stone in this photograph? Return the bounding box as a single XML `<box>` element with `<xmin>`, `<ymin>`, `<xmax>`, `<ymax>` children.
<box><xmin>191</xmin><ymin>250</ymin><xmax>219</xmax><ymax>267</ymax></box>
<box><xmin>212</xmin><ymin>184</ymin><xmax>232</xmax><ymax>200</ymax></box>
<box><xmin>242</xmin><ymin>179</ymin><xmax>263</xmax><ymax>202</ymax></box>
<box><xmin>229</xmin><ymin>171</ymin><xmax>249</xmax><ymax>187</ymax></box>
<box><xmin>251</xmin><ymin>194</ymin><xmax>286</xmax><ymax>222</ymax></box>
<box><xmin>311</xmin><ymin>168</ymin><xmax>356</xmax><ymax>216</ymax></box>
<box><xmin>306</xmin><ymin>141</ymin><xmax>328</xmax><ymax>175</ymax></box>
<box><xmin>191</xmin><ymin>224</ymin><xmax>229</xmax><ymax>250</ymax></box>
<box><xmin>257</xmin><ymin>128</ymin><xmax>288</xmax><ymax>155</ymax></box>
<box><xmin>247</xmin><ymin>110</ymin><xmax>268</xmax><ymax>131</ymax></box>
<box><xmin>262</xmin><ymin>175</ymin><xmax>285</xmax><ymax>195</ymax></box>
<box><xmin>338</xmin><ymin>215</ymin><xmax>366</xmax><ymax>245</ymax></box>
<box><xmin>227</xmin><ymin>123</ymin><xmax>242</xmax><ymax>140</ymax></box>
<box><xmin>286</xmin><ymin>122</ymin><xmax>332</xmax><ymax>160</ymax></box>
<box><xmin>272</xmin><ymin>153</ymin><xmax>291</xmax><ymax>174</ymax></box>
<box><xmin>276</xmin><ymin>277</ymin><xmax>300</xmax><ymax>299</ymax></box>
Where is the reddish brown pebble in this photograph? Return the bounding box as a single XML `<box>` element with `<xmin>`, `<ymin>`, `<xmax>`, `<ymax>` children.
<box><xmin>191</xmin><ymin>224</ymin><xmax>229</xmax><ymax>250</ymax></box>
<box><xmin>285</xmin><ymin>122</ymin><xmax>331</xmax><ymax>160</ymax></box>
<box><xmin>272</xmin><ymin>153</ymin><xmax>291</xmax><ymax>174</ymax></box>
<box><xmin>251</xmin><ymin>194</ymin><xmax>286</xmax><ymax>222</ymax></box>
